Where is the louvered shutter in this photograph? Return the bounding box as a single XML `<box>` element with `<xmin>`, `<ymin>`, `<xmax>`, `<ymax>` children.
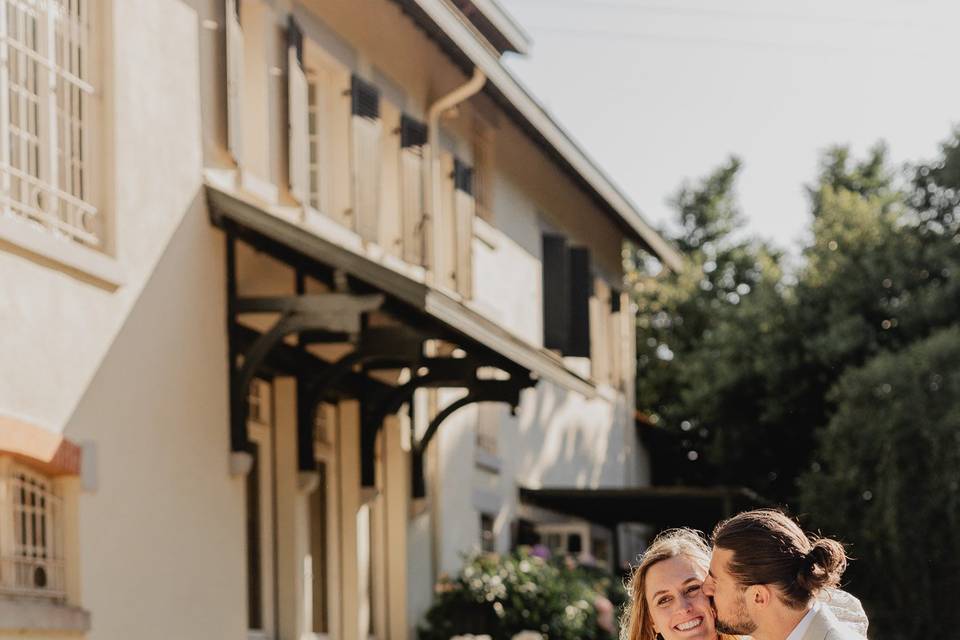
<box><xmin>453</xmin><ymin>158</ymin><xmax>475</xmax><ymax>298</ymax></box>
<box><xmin>350</xmin><ymin>76</ymin><xmax>381</xmax><ymax>243</ymax></box>
<box><xmin>400</xmin><ymin>115</ymin><xmax>427</xmax><ymax>265</ymax></box>
<box><xmin>590</xmin><ymin>278</ymin><xmax>611</xmax><ymax>383</ymax></box>
<box><xmin>542</xmin><ymin>234</ymin><xmax>570</xmax><ymax>351</ymax></box>
<box><xmin>287</xmin><ymin>16</ymin><xmax>309</xmax><ymax>203</ymax></box>
<box><xmin>568</xmin><ymin>247</ymin><xmax>592</xmax><ymax>358</ymax></box>
<box><xmin>226</xmin><ymin>0</ymin><xmax>244</xmax><ymax>163</ymax></box>
<box><xmin>610</xmin><ymin>289</ymin><xmax>624</xmax><ymax>387</ymax></box>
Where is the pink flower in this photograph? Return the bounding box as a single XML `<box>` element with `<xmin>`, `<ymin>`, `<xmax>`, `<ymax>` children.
<box><xmin>595</xmin><ymin>596</ymin><xmax>615</xmax><ymax>633</ymax></box>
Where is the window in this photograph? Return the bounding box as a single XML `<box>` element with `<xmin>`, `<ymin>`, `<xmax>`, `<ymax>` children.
<box><xmin>0</xmin><ymin>459</ymin><xmax>65</xmax><ymax>601</ymax></box>
<box><xmin>544</xmin><ymin>532</ymin><xmax>563</xmax><ymax>554</ymax></box>
<box><xmin>475</xmin><ymin>402</ymin><xmax>499</xmax><ymax>464</ymax></box>
<box><xmin>247</xmin><ymin>380</ymin><xmax>275</xmax><ymax>639</ymax></box>
<box><xmin>308</xmin><ymin>462</ymin><xmax>329</xmax><ymax>635</ymax></box>
<box><xmin>479</xmin><ymin>513</ymin><xmax>495</xmax><ymax>553</ymax></box>
<box><xmin>452</xmin><ymin>158</ymin><xmax>475</xmax><ymax>298</ymax></box>
<box><xmin>309</xmin><ymin>402</ymin><xmax>338</xmax><ymax>639</ymax></box>
<box><xmin>591</xmin><ymin>536</ymin><xmax>610</xmax><ymax>565</ymax></box>
<box><xmin>0</xmin><ymin>0</ymin><xmax>101</xmax><ymax>247</ymax></box>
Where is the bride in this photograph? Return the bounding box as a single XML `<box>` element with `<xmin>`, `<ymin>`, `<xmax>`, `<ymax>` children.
<box><xmin>620</xmin><ymin>528</ymin><xmax>868</xmax><ymax>640</ymax></box>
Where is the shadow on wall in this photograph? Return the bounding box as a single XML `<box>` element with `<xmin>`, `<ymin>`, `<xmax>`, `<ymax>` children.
<box><xmin>514</xmin><ymin>382</ymin><xmax>624</xmax><ymax>489</ymax></box>
<box><xmin>63</xmin><ymin>191</ymin><xmax>247</xmax><ymax>640</ymax></box>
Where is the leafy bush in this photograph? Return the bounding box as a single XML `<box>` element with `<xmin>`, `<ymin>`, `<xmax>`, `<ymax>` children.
<box><xmin>417</xmin><ymin>549</ymin><xmax>621</xmax><ymax>640</ymax></box>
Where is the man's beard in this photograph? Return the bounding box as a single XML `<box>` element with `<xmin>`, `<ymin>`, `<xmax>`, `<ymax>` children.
<box><xmin>713</xmin><ymin>593</ymin><xmax>757</xmax><ymax>636</ymax></box>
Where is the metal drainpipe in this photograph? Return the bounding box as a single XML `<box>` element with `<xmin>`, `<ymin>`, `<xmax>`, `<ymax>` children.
<box><xmin>425</xmin><ymin>66</ymin><xmax>486</xmax><ymax>285</ymax></box>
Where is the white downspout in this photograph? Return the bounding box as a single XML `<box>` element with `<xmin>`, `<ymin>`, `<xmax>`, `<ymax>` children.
<box><xmin>425</xmin><ymin>66</ymin><xmax>486</xmax><ymax>285</ymax></box>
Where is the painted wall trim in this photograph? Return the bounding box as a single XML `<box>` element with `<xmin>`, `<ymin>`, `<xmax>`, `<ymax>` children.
<box><xmin>0</xmin><ymin>415</ymin><xmax>83</xmax><ymax>476</ymax></box>
<box><xmin>0</xmin><ymin>596</ymin><xmax>91</xmax><ymax>634</ymax></box>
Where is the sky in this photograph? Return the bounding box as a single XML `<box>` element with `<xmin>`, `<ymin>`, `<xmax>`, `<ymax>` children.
<box><xmin>497</xmin><ymin>0</ymin><xmax>960</xmax><ymax>254</ymax></box>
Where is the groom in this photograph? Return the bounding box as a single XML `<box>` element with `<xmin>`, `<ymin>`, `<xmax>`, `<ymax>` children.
<box><xmin>701</xmin><ymin>509</ymin><xmax>862</xmax><ymax>640</ymax></box>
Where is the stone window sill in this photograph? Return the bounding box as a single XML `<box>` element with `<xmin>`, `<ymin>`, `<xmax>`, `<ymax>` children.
<box><xmin>0</xmin><ymin>215</ymin><xmax>124</xmax><ymax>290</ymax></box>
<box><xmin>0</xmin><ymin>595</ymin><xmax>90</xmax><ymax>634</ymax></box>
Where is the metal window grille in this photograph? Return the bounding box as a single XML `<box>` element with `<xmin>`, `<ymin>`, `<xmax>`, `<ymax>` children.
<box><xmin>0</xmin><ymin>0</ymin><xmax>99</xmax><ymax>247</ymax></box>
<box><xmin>0</xmin><ymin>462</ymin><xmax>66</xmax><ymax>600</ymax></box>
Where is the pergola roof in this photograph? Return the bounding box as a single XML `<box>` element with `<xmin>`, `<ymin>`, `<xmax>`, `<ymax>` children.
<box><xmin>519</xmin><ymin>485</ymin><xmax>768</xmax><ymax>533</ymax></box>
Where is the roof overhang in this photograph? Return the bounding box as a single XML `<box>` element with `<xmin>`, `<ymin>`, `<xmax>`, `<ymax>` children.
<box><xmin>449</xmin><ymin>0</ymin><xmax>532</xmax><ymax>55</ymax></box>
<box><xmin>206</xmin><ymin>182</ymin><xmax>597</xmax><ymax>398</ymax></box>
<box><xmin>389</xmin><ymin>0</ymin><xmax>685</xmax><ymax>272</ymax></box>
<box><xmin>519</xmin><ymin>486</ymin><xmax>767</xmax><ymax>532</ymax></box>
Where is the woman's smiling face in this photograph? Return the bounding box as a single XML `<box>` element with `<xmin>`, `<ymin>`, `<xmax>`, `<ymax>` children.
<box><xmin>644</xmin><ymin>555</ymin><xmax>716</xmax><ymax>640</ymax></box>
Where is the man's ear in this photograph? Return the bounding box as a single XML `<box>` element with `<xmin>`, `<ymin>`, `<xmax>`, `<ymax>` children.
<box><xmin>748</xmin><ymin>584</ymin><xmax>772</xmax><ymax>609</ymax></box>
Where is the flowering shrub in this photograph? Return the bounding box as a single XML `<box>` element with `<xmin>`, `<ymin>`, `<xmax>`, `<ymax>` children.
<box><xmin>417</xmin><ymin>548</ymin><xmax>623</xmax><ymax>640</ymax></box>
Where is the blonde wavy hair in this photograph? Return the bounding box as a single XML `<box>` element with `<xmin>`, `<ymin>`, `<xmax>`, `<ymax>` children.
<box><xmin>620</xmin><ymin>528</ymin><xmax>738</xmax><ymax>640</ymax></box>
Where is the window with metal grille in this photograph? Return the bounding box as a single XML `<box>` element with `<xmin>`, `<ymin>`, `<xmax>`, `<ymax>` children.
<box><xmin>0</xmin><ymin>460</ymin><xmax>65</xmax><ymax>600</ymax></box>
<box><xmin>0</xmin><ymin>0</ymin><xmax>100</xmax><ymax>248</ymax></box>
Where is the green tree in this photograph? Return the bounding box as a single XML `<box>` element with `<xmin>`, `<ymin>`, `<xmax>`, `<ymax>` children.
<box><xmin>628</xmin><ymin>157</ymin><xmax>784</xmax><ymax>488</ymax></box>
<box><xmin>799</xmin><ymin>326</ymin><xmax>960</xmax><ymax>640</ymax></box>
<box><xmin>632</xmin><ymin>132</ymin><xmax>960</xmax><ymax>508</ymax></box>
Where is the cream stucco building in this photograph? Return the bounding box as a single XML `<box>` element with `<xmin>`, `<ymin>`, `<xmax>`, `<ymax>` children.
<box><xmin>0</xmin><ymin>0</ymin><xmax>683</xmax><ymax>638</ymax></box>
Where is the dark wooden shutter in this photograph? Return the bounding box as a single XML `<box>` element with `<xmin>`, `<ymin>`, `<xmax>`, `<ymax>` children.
<box><xmin>351</xmin><ymin>76</ymin><xmax>380</xmax><ymax>120</ymax></box>
<box><xmin>542</xmin><ymin>234</ymin><xmax>570</xmax><ymax>351</ymax></box>
<box><xmin>568</xmin><ymin>246</ymin><xmax>592</xmax><ymax>357</ymax></box>
<box><xmin>400</xmin><ymin>115</ymin><xmax>427</xmax><ymax>148</ymax></box>
<box><xmin>286</xmin><ymin>14</ymin><xmax>303</xmax><ymax>64</ymax></box>
<box><xmin>453</xmin><ymin>158</ymin><xmax>474</xmax><ymax>195</ymax></box>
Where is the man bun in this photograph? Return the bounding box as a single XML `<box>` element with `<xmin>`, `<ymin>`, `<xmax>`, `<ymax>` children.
<box><xmin>713</xmin><ymin>509</ymin><xmax>850</xmax><ymax>609</ymax></box>
<box><xmin>796</xmin><ymin>538</ymin><xmax>847</xmax><ymax>593</ymax></box>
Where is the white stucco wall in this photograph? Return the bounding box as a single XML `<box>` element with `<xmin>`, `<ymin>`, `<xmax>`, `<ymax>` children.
<box><xmin>65</xmin><ymin>201</ymin><xmax>243</xmax><ymax>640</ymax></box>
<box><xmin>0</xmin><ymin>1</ymin><xmax>250</xmax><ymax>638</ymax></box>
<box><xmin>0</xmin><ymin>0</ymin><xmax>205</xmax><ymax>437</ymax></box>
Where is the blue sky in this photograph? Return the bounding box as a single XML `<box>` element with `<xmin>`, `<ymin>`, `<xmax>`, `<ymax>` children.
<box><xmin>498</xmin><ymin>0</ymin><xmax>960</xmax><ymax>253</ymax></box>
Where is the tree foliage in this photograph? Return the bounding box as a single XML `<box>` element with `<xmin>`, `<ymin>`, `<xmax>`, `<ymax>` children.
<box><xmin>630</xmin><ymin>128</ymin><xmax>960</xmax><ymax>638</ymax></box>
<box><xmin>799</xmin><ymin>326</ymin><xmax>960</xmax><ymax>640</ymax></box>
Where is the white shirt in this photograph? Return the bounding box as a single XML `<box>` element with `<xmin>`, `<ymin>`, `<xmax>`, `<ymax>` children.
<box><xmin>785</xmin><ymin>601</ymin><xmax>821</xmax><ymax>640</ymax></box>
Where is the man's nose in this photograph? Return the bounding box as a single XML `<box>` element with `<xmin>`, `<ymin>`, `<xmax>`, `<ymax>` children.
<box><xmin>702</xmin><ymin>578</ymin><xmax>714</xmax><ymax>596</ymax></box>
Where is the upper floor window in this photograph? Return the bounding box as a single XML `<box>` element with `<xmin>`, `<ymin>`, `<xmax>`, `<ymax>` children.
<box><xmin>0</xmin><ymin>458</ymin><xmax>66</xmax><ymax>601</ymax></box>
<box><xmin>0</xmin><ymin>0</ymin><xmax>100</xmax><ymax>248</ymax></box>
